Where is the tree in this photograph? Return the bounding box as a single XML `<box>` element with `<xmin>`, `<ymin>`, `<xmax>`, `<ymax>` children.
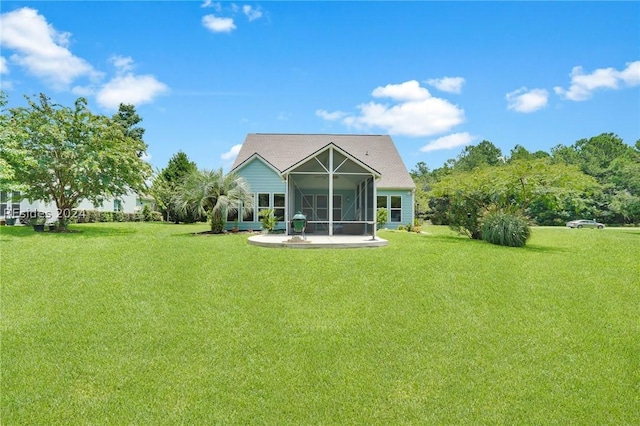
<box><xmin>508</xmin><ymin>145</ymin><xmax>551</xmax><ymax>163</ymax></box>
<box><xmin>609</xmin><ymin>190</ymin><xmax>640</xmax><ymax>224</ymax></box>
<box><xmin>410</xmin><ymin>161</ymin><xmax>430</xmax><ymax>180</ymax></box>
<box><xmin>4</xmin><ymin>94</ymin><xmax>151</xmax><ymax>230</ymax></box>
<box><xmin>606</xmin><ymin>154</ymin><xmax>640</xmax><ymax>223</ymax></box>
<box><xmin>573</xmin><ymin>133</ymin><xmax>632</xmax><ymax>179</ymax></box>
<box><xmin>430</xmin><ymin>159</ymin><xmax>598</xmax><ymax>239</ymax></box>
<box><xmin>376</xmin><ymin>207</ymin><xmax>388</xmax><ymax>229</ymax></box>
<box><xmin>453</xmin><ymin>140</ymin><xmax>504</xmax><ymax>171</ymax></box>
<box><xmin>161</xmin><ymin>151</ymin><xmax>197</xmax><ymax>184</ymax></box>
<box><xmin>508</xmin><ymin>144</ymin><xmax>534</xmax><ymax>162</ymax></box>
<box><xmin>0</xmin><ymin>91</ymin><xmax>32</xmax><ymax>190</ymax></box>
<box><xmin>175</xmin><ymin>168</ymin><xmax>253</xmax><ymax>233</ymax></box>
<box><xmin>151</xmin><ymin>151</ymin><xmax>198</xmax><ymax>222</ymax></box>
<box><xmin>553</xmin><ymin>133</ymin><xmax>638</xmax><ymax>224</ymax></box>
<box><xmin>112</xmin><ymin>104</ymin><xmax>145</xmax><ymax>144</ymax></box>
<box><xmin>551</xmin><ymin>143</ymin><xmax>580</xmax><ymax>166</ymax></box>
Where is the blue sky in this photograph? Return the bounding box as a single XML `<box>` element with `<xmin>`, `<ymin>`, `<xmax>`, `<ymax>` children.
<box><xmin>1</xmin><ymin>1</ymin><xmax>639</xmax><ymax>173</ymax></box>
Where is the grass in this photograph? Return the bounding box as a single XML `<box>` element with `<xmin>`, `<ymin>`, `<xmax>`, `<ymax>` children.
<box><xmin>1</xmin><ymin>223</ymin><xmax>638</xmax><ymax>424</ymax></box>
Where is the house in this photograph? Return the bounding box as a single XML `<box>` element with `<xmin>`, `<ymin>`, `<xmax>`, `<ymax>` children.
<box><xmin>229</xmin><ymin>134</ymin><xmax>416</xmax><ymax>236</ymax></box>
<box><xmin>0</xmin><ymin>190</ymin><xmax>146</xmax><ymax>224</ymax></box>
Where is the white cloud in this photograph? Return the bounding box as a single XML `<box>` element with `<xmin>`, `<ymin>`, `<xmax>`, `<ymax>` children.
<box><xmin>554</xmin><ymin>61</ymin><xmax>640</xmax><ymax>101</ymax></box>
<box><xmin>243</xmin><ymin>5</ymin><xmax>263</xmax><ymax>21</ymax></box>
<box><xmin>0</xmin><ymin>57</ymin><xmax>12</xmax><ymax>90</ymax></box>
<box><xmin>420</xmin><ymin>132</ymin><xmax>475</xmax><ymax>152</ymax></box>
<box><xmin>618</xmin><ymin>61</ymin><xmax>640</xmax><ymax>86</ymax></box>
<box><xmin>0</xmin><ymin>7</ymin><xmax>102</xmax><ymax>89</ymax></box>
<box><xmin>202</xmin><ymin>14</ymin><xmax>236</xmax><ymax>33</ymax></box>
<box><xmin>315</xmin><ymin>109</ymin><xmax>348</xmax><ymax>121</ymax></box>
<box><xmin>1</xmin><ymin>57</ymin><xmax>12</xmax><ymax>89</ymax></box>
<box><xmin>506</xmin><ymin>87</ymin><xmax>549</xmax><ymax>113</ymax></box>
<box><xmin>322</xmin><ymin>80</ymin><xmax>465</xmax><ymax>137</ymax></box>
<box><xmin>0</xmin><ymin>56</ymin><xmax>8</xmax><ymax>74</ymax></box>
<box><xmin>96</xmin><ymin>73</ymin><xmax>168</xmax><ymax>110</ymax></box>
<box><xmin>110</xmin><ymin>55</ymin><xmax>135</xmax><ymax>73</ymax></box>
<box><xmin>426</xmin><ymin>76</ymin><xmax>465</xmax><ymax>94</ymax></box>
<box><xmin>221</xmin><ymin>144</ymin><xmax>242</xmax><ymax>161</ymax></box>
<box><xmin>371</xmin><ymin>80</ymin><xmax>431</xmax><ymax>101</ymax></box>
<box><xmin>201</xmin><ymin>1</ymin><xmax>224</xmax><ymax>13</ymax></box>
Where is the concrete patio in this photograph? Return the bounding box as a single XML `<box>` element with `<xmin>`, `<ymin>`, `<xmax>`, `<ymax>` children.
<box><xmin>247</xmin><ymin>233</ymin><xmax>388</xmax><ymax>249</ymax></box>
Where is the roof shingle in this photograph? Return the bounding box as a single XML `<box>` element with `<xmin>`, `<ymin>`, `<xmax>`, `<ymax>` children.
<box><xmin>231</xmin><ymin>134</ymin><xmax>415</xmax><ymax>189</ymax></box>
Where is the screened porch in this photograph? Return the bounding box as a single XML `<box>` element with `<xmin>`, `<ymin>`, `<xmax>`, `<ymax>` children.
<box><xmin>283</xmin><ymin>145</ymin><xmax>379</xmax><ymax>237</ymax></box>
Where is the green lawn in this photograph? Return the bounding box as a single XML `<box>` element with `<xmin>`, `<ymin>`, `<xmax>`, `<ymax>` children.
<box><xmin>1</xmin><ymin>223</ymin><xmax>638</xmax><ymax>424</ymax></box>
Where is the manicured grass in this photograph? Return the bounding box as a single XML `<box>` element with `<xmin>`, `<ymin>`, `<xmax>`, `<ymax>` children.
<box><xmin>1</xmin><ymin>223</ymin><xmax>638</xmax><ymax>424</ymax></box>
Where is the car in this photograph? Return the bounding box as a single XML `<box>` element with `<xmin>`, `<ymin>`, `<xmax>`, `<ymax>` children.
<box><xmin>566</xmin><ymin>219</ymin><xmax>605</xmax><ymax>229</ymax></box>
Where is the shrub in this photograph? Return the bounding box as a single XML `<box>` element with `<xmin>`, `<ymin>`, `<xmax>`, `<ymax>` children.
<box><xmin>151</xmin><ymin>211</ymin><xmax>163</xmax><ymax>222</ymax></box>
<box><xmin>84</xmin><ymin>210</ymin><xmax>98</xmax><ymax>223</ymax></box>
<box><xmin>126</xmin><ymin>213</ymin><xmax>140</xmax><ymax>222</ymax></box>
<box><xmin>376</xmin><ymin>208</ymin><xmax>388</xmax><ymax>229</ymax></box>
<box><xmin>141</xmin><ymin>205</ymin><xmax>153</xmax><ymax>222</ymax></box>
<box><xmin>113</xmin><ymin>211</ymin><xmax>124</xmax><ymax>222</ymax></box>
<box><xmin>258</xmin><ymin>208</ymin><xmax>277</xmax><ymax>232</ymax></box>
<box><xmin>19</xmin><ymin>210</ymin><xmax>47</xmax><ymax>226</ymax></box>
<box><xmin>397</xmin><ymin>224</ymin><xmax>405</xmax><ymax>231</ymax></box>
<box><xmin>99</xmin><ymin>211</ymin><xmax>114</xmax><ymax>222</ymax></box>
<box><xmin>481</xmin><ymin>211</ymin><xmax>531</xmax><ymax>247</ymax></box>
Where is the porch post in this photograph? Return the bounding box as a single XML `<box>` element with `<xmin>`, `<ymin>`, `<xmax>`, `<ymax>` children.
<box><xmin>328</xmin><ymin>146</ymin><xmax>334</xmax><ymax>236</ymax></box>
<box><xmin>372</xmin><ymin>175</ymin><xmax>377</xmax><ymax>240</ymax></box>
<box><xmin>285</xmin><ymin>174</ymin><xmax>289</xmax><ymax>235</ymax></box>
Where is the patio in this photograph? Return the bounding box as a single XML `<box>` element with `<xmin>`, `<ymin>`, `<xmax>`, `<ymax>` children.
<box><xmin>248</xmin><ymin>233</ymin><xmax>388</xmax><ymax>249</ymax></box>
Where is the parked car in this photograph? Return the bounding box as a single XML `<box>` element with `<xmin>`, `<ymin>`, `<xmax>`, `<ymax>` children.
<box><xmin>566</xmin><ymin>219</ymin><xmax>605</xmax><ymax>229</ymax></box>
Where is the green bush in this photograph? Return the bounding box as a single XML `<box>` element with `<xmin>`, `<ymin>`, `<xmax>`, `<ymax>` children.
<box><xmin>376</xmin><ymin>208</ymin><xmax>388</xmax><ymax>229</ymax></box>
<box><xmin>258</xmin><ymin>208</ymin><xmax>277</xmax><ymax>232</ymax></box>
<box><xmin>481</xmin><ymin>211</ymin><xmax>531</xmax><ymax>247</ymax></box>
<box><xmin>141</xmin><ymin>205</ymin><xmax>153</xmax><ymax>222</ymax></box>
<box><xmin>140</xmin><ymin>206</ymin><xmax>162</xmax><ymax>222</ymax></box>
<box><xmin>77</xmin><ymin>210</ymin><xmax>146</xmax><ymax>223</ymax></box>
<box><xmin>127</xmin><ymin>213</ymin><xmax>141</xmax><ymax>222</ymax></box>
<box><xmin>84</xmin><ymin>210</ymin><xmax>99</xmax><ymax>223</ymax></box>
<box><xmin>99</xmin><ymin>211</ymin><xmax>114</xmax><ymax>222</ymax></box>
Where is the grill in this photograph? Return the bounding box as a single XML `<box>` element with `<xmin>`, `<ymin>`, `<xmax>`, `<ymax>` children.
<box><xmin>291</xmin><ymin>211</ymin><xmax>307</xmax><ymax>240</ymax></box>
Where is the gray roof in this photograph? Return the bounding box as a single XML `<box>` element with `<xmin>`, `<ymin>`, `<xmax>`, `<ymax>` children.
<box><xmin>231</xmin><ymin>134</ymin><xmax>415</xmax><ymax>189</ymax></box>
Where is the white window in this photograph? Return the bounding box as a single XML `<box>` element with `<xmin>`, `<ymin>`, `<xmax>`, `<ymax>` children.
<box><xmin>242</xmin><ymin>194</ymin><xmax>255</xmax><ymax>222</ymax></box>
<box><xmin>254</xmin><ymin>193</ymin><xmax>285</xmax><ymax>222</ymax></box>
<box><xmin>274</xmin><ymin>193</ymin><xmax>285</xmax><ymax>221</ymax></box>
<box><xmin>390</xmin><ymin>196</ymin><xmax>402</xmax><ymax>222</ymax></box>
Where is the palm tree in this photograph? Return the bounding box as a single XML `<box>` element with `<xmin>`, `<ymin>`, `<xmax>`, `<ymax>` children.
<box><xmin>175</xmin><ymin>168</ymin><xmax>253</xmax><ymax>233</ymax></box>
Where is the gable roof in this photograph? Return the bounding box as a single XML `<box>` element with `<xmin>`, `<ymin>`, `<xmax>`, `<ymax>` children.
<box><xmin>280</xmin><ymin>142</ymin><xmax>381</xmax><ymax>177</ymax></box>
<box><xmin>231</xmin><ymin>134</ymin><xmax>415</xmax><ymax>189</ymax></box>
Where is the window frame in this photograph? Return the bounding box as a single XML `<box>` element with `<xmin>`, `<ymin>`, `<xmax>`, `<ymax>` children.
<box><xmin>390</xmin><ymin>195</ymin><xmax>402</xmax><ymax>222</ymax></box>
<box><xmin>273</xmin><ymin>193</ymin><xmax>285</xmax><ymax>222</ymax></box>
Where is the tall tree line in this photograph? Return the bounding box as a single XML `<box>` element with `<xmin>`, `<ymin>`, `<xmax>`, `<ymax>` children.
<box><xmin>413</xmin><ymin>133</ymin><xmax>640</xmax><ymax>228</ymax></box>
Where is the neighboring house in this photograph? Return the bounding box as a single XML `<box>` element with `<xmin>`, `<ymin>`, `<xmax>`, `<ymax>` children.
<box><xmin>0</xmin><ymin>190</ymin><xmax>144</xmax><ymax>224</ymax></box>
<box><xmin>135</xmin><ymin>194</ymin><xmax>156</xmax><ymax>212</ymax></box>
<box><xmin>229</xmin><ymin>133</ymin><xmax>416</xmax><ymax>236</ymax></box>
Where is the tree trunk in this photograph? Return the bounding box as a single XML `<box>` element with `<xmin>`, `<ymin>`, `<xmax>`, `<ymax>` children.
<box><xmin>210</xmin><ymin>210</ymin><xmax>224</xmax><ymax>233</ymax></box>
